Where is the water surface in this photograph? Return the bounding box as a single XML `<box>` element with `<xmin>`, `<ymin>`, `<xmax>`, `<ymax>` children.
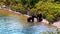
<box><xmin>0</xmin><ymin>16</ymin><xmax>57</xmax><ymax>34</ymax></box>
<box><xmin>0</xmin><ymin>9</ymin><xmax>57</xmax><ymax>34</ymax></box>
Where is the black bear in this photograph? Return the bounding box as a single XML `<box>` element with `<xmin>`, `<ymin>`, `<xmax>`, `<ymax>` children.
<box><xmin>27</xmin><ymin>17</ymin><xmax>33</xmax><ymax>22</ymax></box>
<box><xmin>37</xmin><ymin>13</ymin><xmax>43</xmax><ymax>22</ymax></box>
<box><xmin>27</xmin><ymin>14</ymin><xmax>36</xmax><ymax>22</ymax></box>
<box><xmin>27</xmin><ymin>14</ymin><xmax>43</xmax><ymax>22</ymax></box>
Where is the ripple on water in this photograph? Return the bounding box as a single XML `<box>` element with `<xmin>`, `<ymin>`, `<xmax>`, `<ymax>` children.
<box><xmin>23</xmin><ymin>24</ymin><xmax>57</xmax><ymax>34</ymax></box>
<box><xmin>0</xmin><ymin>17</ymin><xmax>24</xmax><ymax>34</ymax></box>
<box><xmin>0</xmin><ymin>16</ymin><xmax>57</xmax><ymax>34</ymax></box>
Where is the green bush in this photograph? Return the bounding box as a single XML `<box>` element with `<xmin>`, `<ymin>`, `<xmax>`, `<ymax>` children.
<box><xmin>0</xmin><ymin>0</ymin><xmax>60</xmax><ymax>22</ymax></box>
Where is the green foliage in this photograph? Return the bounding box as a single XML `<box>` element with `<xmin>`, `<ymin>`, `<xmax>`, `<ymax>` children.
<box><xmin>33</xmin><ymin>0</ymin><xmax>60</xmax><ymax>22</ymax></box>
<box><xmin>30</xmin><ymin>8</ymin><xmax>37</xmax><ymax>15</ymax></box>
<box><xmin>0</xmin><ymin>0</ymin><xmax>60</xmax><ymax>22</ymax></box>
<box><xmin>46</xmin><ymin>14</ymin><xmax>55</xmax><ymax>22</ymax></box>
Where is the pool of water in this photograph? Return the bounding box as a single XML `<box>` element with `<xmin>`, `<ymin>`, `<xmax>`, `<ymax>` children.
<box><xmin>0</xmin><ymin>16</ymin><xmax>57</xmax><ymax>34</ymax></box>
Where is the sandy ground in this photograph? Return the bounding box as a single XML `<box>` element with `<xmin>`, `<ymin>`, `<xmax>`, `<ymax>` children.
<box><xmin>52</xmin><ymin>21</ymin><xmax>60</xmax><ymax>28</ymax></box>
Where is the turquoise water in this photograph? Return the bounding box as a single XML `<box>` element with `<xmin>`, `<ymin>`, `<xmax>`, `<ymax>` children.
<box><xmin>0</xmin><ymin>17</ymin><xmax>24</xmax><ymax>34</ymax></box>
<box><xmin>0</xmin><ymin>16</ymin><xmax>57</xmax><ymax>34</ymax></box>
<box><xmin>23</xmin><ymin>24</ymin><xmax>57</xmax><ymax>34</ymax></box>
